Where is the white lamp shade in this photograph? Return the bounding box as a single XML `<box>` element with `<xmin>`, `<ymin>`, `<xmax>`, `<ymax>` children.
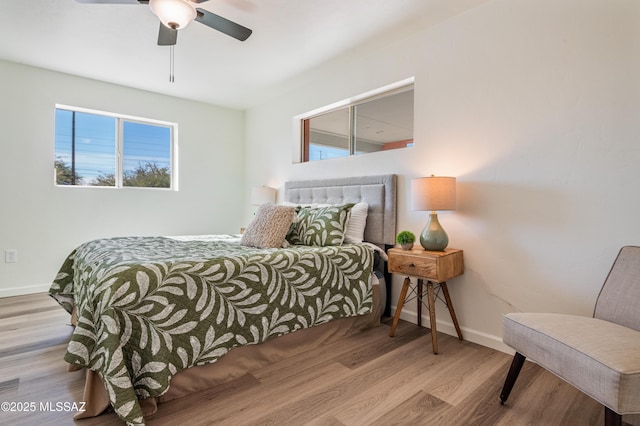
<box><xmin>251</xmin><ymin>186</ymin><xmax>276</xmax><ymax>205</ymax></box>
<box><xmin>411</xmin><ymin>176</ymin><xmax>456</xmax><ymax>211</ymax></box>
<box><xmin>149</xmin><ymin>0</ymin><xmax>196</xmax><ymax>29</ymax></box>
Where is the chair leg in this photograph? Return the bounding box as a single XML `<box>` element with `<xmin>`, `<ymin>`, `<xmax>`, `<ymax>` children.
<box><xmin>499</xmin><ymin>352</ymin><xmax>526</xmax><ymax>405</ymax></box>
<box><xmin>604</xmin><ymin>406</ymin><xmax>622</xmax><ymax>426</ymax></box>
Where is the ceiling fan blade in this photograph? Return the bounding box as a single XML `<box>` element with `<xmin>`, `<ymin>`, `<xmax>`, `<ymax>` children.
<box><xmin>75</xmin><ymin>0</ymin><xmax>147</xmax><ymax>4</ymax></box>
<box><xmin>157</xmin><ymin>23</ymin><xmax>178</xmax><ymax>46</ymax></box>
<box><xmin>195</xmin><ymin>8</ymin><xmax>252</xmax><ymax>41</ymax></box>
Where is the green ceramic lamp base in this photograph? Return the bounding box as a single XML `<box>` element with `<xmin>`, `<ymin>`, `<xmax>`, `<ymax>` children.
<box><xmin>420</xmin><ymin>212</ymin><xmax>448</xmax><ymax>251</ymax></box>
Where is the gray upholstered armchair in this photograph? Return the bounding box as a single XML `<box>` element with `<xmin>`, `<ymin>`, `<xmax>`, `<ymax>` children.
<box><xmin>500</xmin><ymin>246</ymin><xmax>640</xmax><ymax>425</ymax></box>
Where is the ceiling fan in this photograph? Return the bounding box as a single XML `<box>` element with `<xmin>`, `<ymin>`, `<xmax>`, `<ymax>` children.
<box><xmin>76</xmin><ymin>0</ymin><xmax>252</xmax><ymax>46</ymax></box>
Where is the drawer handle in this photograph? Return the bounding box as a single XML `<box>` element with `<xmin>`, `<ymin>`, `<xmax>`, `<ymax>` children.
<box><xmin>408</xmin><ymin>263</ymin><xmax>415</xmax><ymax>268</ymax></box>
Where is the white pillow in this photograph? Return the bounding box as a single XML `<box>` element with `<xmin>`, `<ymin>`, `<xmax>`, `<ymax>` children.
<box><xmin>343</xmin><ymin>202</ymin><xmax>368</xmax><ymax>243</ymax></box>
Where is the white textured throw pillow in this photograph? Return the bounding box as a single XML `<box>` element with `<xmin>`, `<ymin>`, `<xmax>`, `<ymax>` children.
<box><xmin>344</xmin><ymin>202</ymin><xmax>368</xmax><ymax>243</ymax></box>
<box><xmin>241</xmin><ymin>204</ymin><xmax>296</xmax><ymax>249</ymax></box>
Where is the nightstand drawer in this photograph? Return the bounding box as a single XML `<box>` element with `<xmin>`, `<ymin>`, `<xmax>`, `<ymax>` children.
<box><xmin>388</xmin><ymin>252</ymin><xmax>437</xmax><ymax>279</ymax></box>
<box><xmin>387</xmin><ymin>248</ymin><xmax>464</xmax><ymax>283</ymax></box>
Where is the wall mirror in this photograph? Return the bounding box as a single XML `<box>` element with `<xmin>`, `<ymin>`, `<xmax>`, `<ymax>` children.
<box><xmin>300</xmin><ymin>81</ymin><xmax>414</xmax><ymax>162</ymax></box>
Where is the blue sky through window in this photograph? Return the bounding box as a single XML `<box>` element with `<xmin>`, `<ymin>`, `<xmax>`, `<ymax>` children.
<box><xmin>55</xmin><ymin>109</ymin><xmax>116</xmax><ymax>184</ymax></box>
<box><xmin>308</xmin><ymin>144</ymin><xmax>349</xmax><ymax>161</ymax></box>
<box><xmin>123</xmin><ymin>121</ymin><xmax>171</xmax><ymax>176</ymax></box>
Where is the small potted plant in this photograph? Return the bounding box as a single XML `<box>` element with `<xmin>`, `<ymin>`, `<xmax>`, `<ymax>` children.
<box><xmin>396</xmin><ymin>230</ymin><xmax>416</xmax><ymax>250</ymax></box>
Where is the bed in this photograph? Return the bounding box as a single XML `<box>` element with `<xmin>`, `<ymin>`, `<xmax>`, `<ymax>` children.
<box><xmin>48</xmin><ymin>174</ymin><xmax>397</xmax><ymax>425</ymax></box>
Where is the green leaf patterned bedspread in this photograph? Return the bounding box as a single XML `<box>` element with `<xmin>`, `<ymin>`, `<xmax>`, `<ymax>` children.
<box><xmin>48</xmin><ymin>235</ymin><xmax>374</xmax><ymax>425</ymax></box>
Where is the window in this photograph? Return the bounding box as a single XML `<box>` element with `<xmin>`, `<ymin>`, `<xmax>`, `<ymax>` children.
<box><xmin>299</xmin><ymin>79</ymin><xmax>414</xmax><ymax>162</ymax></box>
<box><xmin>54</xmin><ymin>105</ymin><xmax>176</xmax><ymax>189</ymax></box>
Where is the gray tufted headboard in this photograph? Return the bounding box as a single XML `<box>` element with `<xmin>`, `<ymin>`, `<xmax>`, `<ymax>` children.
<box><xmin>284</xmin><ymin>174</ymin><xmax>397</xmax><ymax>246</ymax></box>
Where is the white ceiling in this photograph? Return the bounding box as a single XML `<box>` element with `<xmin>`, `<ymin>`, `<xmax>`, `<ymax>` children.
<box><xmin>0</xmin><ymin>0</ymin><xmax>486</xmax><ymax>109</ymax></box>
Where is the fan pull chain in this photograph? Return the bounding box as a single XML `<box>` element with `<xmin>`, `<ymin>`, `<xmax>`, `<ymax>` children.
<box><xmin>169</xmin><ymin>45</ymin><xmax>175</xmax><ymax>83</ymax></box>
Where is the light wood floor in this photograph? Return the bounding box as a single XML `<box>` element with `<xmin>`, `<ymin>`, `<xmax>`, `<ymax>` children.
<box><xmin>0</xmin><ymin>292</ymin><xmax>632</xmax><ymax>425</ymax></box>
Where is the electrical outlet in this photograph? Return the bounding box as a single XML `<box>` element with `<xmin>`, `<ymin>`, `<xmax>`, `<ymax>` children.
<box><xmin>5</xmin><ymin>249</ymin><xmax>17</xmax><ymax>263</ymax></box>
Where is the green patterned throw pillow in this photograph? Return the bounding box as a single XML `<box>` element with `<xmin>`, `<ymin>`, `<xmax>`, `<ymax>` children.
<box><xmin>287</xmin><ymin>204</ymin><xmax>354</xmax><ymax>246</ymax></box>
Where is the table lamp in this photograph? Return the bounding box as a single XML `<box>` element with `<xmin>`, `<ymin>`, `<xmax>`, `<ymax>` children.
<box><xmin>251</xmin><ymin>186</ymin><xmax>276</xmax><ymax>206</ymax></box>
<box><xmin>411</xmin><ymin>176</ymin><xmax>456</xmax><ymax>251</ymax></box>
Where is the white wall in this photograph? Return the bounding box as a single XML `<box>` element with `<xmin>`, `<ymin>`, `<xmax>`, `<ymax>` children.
<box><xmin>0</xmin><ymin>60</ymin><xmax>246</xmax><ymax>297</ymax></box>
<box><xmin>244</xmin><ymin>0</ymin><xmax>640</xmax><ymax>351</ymax></box>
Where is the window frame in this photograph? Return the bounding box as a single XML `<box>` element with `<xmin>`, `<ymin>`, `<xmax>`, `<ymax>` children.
<box><xmin>294</xmin><ymin>77</ymin><xmax>414</xmax><ymax>163</ymax></box>
<box><xmin>54</xmin><ymin>104</ymin><xmax>178</xmax><ymax>190</ymax></box>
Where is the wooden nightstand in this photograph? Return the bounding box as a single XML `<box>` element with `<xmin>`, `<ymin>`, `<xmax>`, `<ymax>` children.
<box><xmin>388</xmin><ymin>247</ymin><xmax>464</xmax><ymax>354</ymax></box>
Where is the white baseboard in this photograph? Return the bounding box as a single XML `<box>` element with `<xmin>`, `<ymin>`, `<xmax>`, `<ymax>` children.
<box><xmin>0</xmin><ymin>283</ymin><xmax>50</xmax><ymax>299</ymax></box>
<box><xmin>397</xmin><ymin>308</ymin><xmax>514</xmax><ymax>355</ymax></box>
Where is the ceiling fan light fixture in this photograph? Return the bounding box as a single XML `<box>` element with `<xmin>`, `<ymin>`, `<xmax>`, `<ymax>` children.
<box><xmin>149</xmin><ymin>0</ymin><xmax>196</xmax><ymax>30</ymax></box>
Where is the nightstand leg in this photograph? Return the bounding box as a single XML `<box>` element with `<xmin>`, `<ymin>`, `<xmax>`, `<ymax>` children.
<box><xmin>417</xmin><ymin>279</ymin><xmax>423</xmax><ymax>327</ymax></box>
<box><xmin>389</xmin><ymin>277</ymin><xmax>411</xmax><ymax>337</ymax></box>
<box><xmin>426</xmin><ymin>281</ymin><xmax>438</xmax><ymax>354</ymax></box>
<box><xmin>441</xmin><ymin>282</ymin><xmax>463</xmax><ymax>340</ymax></box>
